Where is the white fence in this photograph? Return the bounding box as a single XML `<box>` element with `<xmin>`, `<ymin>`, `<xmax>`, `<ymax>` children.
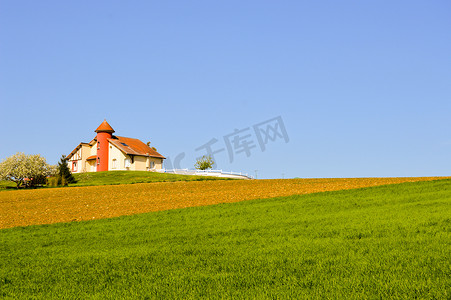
<box><xmin>156</xmin><ymin>169</ymin><xmax>253</xmax><ymax>179</ymax></box>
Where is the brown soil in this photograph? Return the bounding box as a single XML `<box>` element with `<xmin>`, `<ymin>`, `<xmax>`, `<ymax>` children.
<box><xmin>0</xmin><ymin>177</ymin><xmax>448</xmax><ymax>229</ymax></box>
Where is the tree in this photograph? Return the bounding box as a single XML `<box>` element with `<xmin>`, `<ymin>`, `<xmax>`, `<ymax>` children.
<box><xmin>57</xmin><ymin>155</ymin><xmax>76</xmax><ymax>184</ymax></box>
<box><xmin>0</xmin><ymin>152</ymin><xmax>51</xmax><ymax>188</ymax></box>
<box><xmin>194</xmin><ymin>155</ymin><xmax>214</xmax><ymax>170</ymax></box>
<box><xmin>147</xmin><ymin>141</ymin><xmax>157</xmax><ymax>152</ymax></box>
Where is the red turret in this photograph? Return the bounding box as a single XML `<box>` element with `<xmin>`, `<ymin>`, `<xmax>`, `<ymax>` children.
<box><xmin>95</xmin><ymin>120</ymin><xmax>115</xmax><ymax>172</ymax></box>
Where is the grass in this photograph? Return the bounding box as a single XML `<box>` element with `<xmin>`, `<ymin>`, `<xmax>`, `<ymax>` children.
<box><xmin>1</xmin><ymin>179</ymin><xmax>450</xmax><ymax>298</ymax></box>
<box><xmin>2</xmin><ymin>177</ymin><xmax>445</xmax><ymax>229</ymax></box>
<box><xmin>70</xmin><ymin>170</ymin><xmax>232</xmax><ymax>187</ymax></box>
<box><xmin>0</xmin><ymin>171</ymin><xmax>231</xmax><ymax>191</ymax></box>
<box><xmin>0</xmin><ymin>181</ymin><xmax>15</xmax><ymax>190</ymax></box>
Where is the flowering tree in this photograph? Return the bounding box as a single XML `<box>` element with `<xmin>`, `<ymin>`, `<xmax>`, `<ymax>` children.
<box><xmin>0</xmin><ymin>152</ymin><xmax>52</xmax><ymax>188</ymax></box>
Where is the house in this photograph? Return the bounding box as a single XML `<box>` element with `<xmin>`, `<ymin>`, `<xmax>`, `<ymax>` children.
<box><xmin>66</xmin><ymin>120</ymin><xmax>165</xmax><ymax>173</ymax></box>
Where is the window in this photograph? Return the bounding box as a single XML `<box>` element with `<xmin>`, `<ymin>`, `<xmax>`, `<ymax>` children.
<box><xmin>97</xmin><ymin>157</ymin><xmax>100</xmax><ymax>165</ymax></box>
<box><xmin>72</xmin><ymin>161</ymin><xmax>77</xmax><ymax>172</ymax></box>
<box><xmin>150</xmin><ymin>161</ymin><xmax>155</xmax><ymax>169</ymax></box>
<box><xmin>112</xmin><ymin>159</ymin><xmax>117</xmax><ymax>169</ymax></box>
<box><xmin>124</xmin><ymin>158</ymin><xmax>131</xmax><ymax>168</ymax></box>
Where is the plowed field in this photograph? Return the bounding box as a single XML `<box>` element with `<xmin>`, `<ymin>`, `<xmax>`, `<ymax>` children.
<box><xmin>1</xmin><ymin>177</ymin><xmax>448</xmax><ymax>229</ymax></box>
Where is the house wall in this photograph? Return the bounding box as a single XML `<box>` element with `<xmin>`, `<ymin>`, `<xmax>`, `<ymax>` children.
<box><xmin>107</xmin><ymin>141</ymin><xmax>164</xmax><ymax>171</ymax></box>
<box><xmin>81</xmin><ymin>144</ymin><xmax>93</xmax><ymax>172</ymax></box>
<box><xmin>148</xmin><ymin>157</ymin><xmax>163</xmax><ymax>170</ymax></box>
<box><xmin>67</xmin><ymin>144</ymin><xmax>96</xmax><ymax>173</ymax></box>
<box><xmin>132</xmin><ymin>155</ymin><xmax>145</xmax><ymax>171</ymax></box>
<box><xmin>108</xmin><ymin>142</ymin><xmax>128</xmax><ymax>171</ymax></box>
<box><xmin>90</xmin><ymin>143</ymin><xmax>97</xmax><ymax>156</ymax></box>
<box><xmin>127</xmin><ymin>156</ymin><xmax>164</xmax><ymax>171</ymax></box>
<box><xmin>135</xmin><ymin>156</ymin><xmax>163</xmax><ymax>171</ymax></box>
<box><xmin>69</xmin><ymin>141</ymin><xmax>165</xmax><ymax>173</ymax></box>
<box><xmin>68</xmin><ymin>147</ymin><xmax>82</xmax><ymax>173</ymax></box>
<box><xmin>86</xmin><ymin>160</ymin><xmax>96</xmax><ymax>172</ymax></box>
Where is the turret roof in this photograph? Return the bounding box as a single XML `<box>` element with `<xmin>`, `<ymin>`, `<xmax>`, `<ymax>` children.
<box><xmin>95</xmin><ymin>120</ymin><xmax>115</xmax><ymax>133</ymax></box>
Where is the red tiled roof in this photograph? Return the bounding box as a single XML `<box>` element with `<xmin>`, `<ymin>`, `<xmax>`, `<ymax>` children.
<box><xmin>109</xmin><ymin>136</ymin><xmax>166</xmax><ymax>159</ymax></box>
<box><xmin>67</xmin><ymin>121</ymin><xmax>165</xmax><ymax>160</ymax></box>
<box><xmin>95</xmin><ymin>120</ymin><xmax>115</xmax><ymax>133</ymax></box>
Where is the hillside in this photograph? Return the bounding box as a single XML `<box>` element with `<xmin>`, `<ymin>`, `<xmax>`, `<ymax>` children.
<box><xmin>1</xmin><ymin>179</ymin><xmax>450</xmax><ymax>298</ymax></box>
<box><xmin>71</xmin><ymin>170</ymin><xmax>232</xmax><ymax>187</ymax></box>
<box><xmin>0</xmin><ymin>171</ymin><xmax>230</xmax><ymax>191</ymax></box>
<box><xmin>1</xmin><ymin>177</ymin><xmax>448</xmax><ymax>229</ymax></box>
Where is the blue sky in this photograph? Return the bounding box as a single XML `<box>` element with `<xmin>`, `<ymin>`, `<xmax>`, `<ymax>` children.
<box><xmin>1</xmin><ymin>1</ymin><xmax>450</xmax><ymax>179</ymax></box>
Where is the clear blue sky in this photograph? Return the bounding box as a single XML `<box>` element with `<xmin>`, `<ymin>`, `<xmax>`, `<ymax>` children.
<box><xmin>1</xmin><ymin>1</ymin><xmax>450</xmax><ymax>179</ymax></box>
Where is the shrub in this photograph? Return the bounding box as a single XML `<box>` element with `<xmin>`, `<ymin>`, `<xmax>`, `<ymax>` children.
<box><xmin>195</xmin><ymin>155</ymin><xmax>214</xmax><ymax>170</ymax></box>
<box><xmin>47</xmin><ymin>177</ymin><xmax>59</xmax><ymax>187</ymax></box>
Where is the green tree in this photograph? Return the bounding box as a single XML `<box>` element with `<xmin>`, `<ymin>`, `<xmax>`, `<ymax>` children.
<box><xmin>57</xmin><ymin>155</ymin><xmax>76</xmax><ymax>185</ymax></box>
<box><xmin>0</xmin><ymin>152</ymin><xmax>52</xmax><ymax>188</ymax></box>
<box><xmin>147</xmin><ymin>141</ymin><xmax>157</xmax><ymax>152</ymax></box>
<box><xmin>194</xmin><ymin>155</ymin><xmax>214</xmax><ymax>170</ymax></box>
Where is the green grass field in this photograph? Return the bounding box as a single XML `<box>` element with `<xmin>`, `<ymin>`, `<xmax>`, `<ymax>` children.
<box><xmin>0</xmin><ymin>181</ymin><xmax>15</xmax><ymax>190</ymax></box>
<box><xmin>0</xmin><ymin>171</ymin><xmax>230</xmax><ymax>191</ymax></box>
<box><xmin>71</xmin><ymin>170</ymin><xmax>231</xmax><ymax>187</ymax></box>
<box><xmin>1</xmin><ymin>179</ymin><xmax>450</xmax><ymax>298</ymax></box>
